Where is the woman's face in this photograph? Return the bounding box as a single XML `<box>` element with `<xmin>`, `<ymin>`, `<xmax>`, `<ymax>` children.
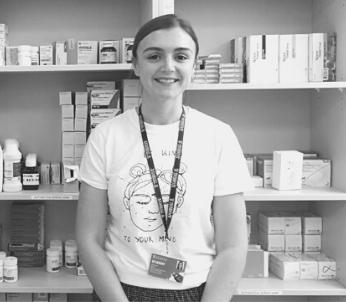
<box><xmin>133</xmin><ymin>27</ymin><xmax>196</xmax><ymax>102</ymax></box>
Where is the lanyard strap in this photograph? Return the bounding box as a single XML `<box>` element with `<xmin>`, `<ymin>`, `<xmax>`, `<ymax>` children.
<box><xmin>138</xmin><ymin>105</ymin><xmax>186</xmax><ymax>238</ymax></box>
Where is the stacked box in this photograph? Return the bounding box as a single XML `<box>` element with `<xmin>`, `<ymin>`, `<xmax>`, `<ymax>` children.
<box><xmin>67</xmin><ymin>40</ymin><xmax>98</xmax><ymax>64</ymax></box>
<box><xmin>308</xmin><ymin>33</ymin><xmax>337</xmax><ymax>82</ymax></box>
<box><xmin>53</xmin><ymin>41</ymin><xmax>67</xmax><ymax>65</ymax></box>
<box><xmin>192</xmin><ymin>55</ymin><xmax>207</xmax><ymax>83</ymax></box>
<box><xmin>123</xmin><ymin>79</ymin><xmax>141</xmax><ymax>112</ymax></box>
<box><xmin>245</xmin><ymin>35</ymin><xmax>279</xmax><ymax>84</ymax></box>
<box><xmin>0</xmin><ymin>24</ymin><xmax>8</xmax><ymax>66</ymax></box>
<box><xmin>230</xmin><ymin>37</ymin><xmax>247</xmax><ymax>82</ymax></box>
<box><xmin>204</xmin><ymin>54</ymin><xmax>221</xmax><ymax>83</ymax></box>
<box><xmin>9</xmin><ymin>202</ymin><xmax>45</xmax><ymax>267</ymax></box>
<box><xmin>269</xmin><ymin>253</ymin><xmax>300</xmax><ymax>280</ymax></box>
<box><xmin>99</xmin><ymin>40</ymin><xmax>120</xmax><ymax>64</ymax></box>
<box><xmin>120</xmin><ymin>37</ymin><xmax>134</xmax><ymax>63</ymax></box>
<box><xmin>279</xmin><ymin>34</ymin><xmax>309</xmax><ymax>83</ymax></box>
<box><xmin>307</xmin><ymin>253</ymin><xmax>336</xmax><ymax>279</ymax></box>
<box><xmin>39</xmin><ymin>45</ymin><xmax>53</xmax><ymax>65</ymax></box>
<box><xmin>301</xmin><ymin>213</ymin><xmax>322</xmax><ymax>252</ymax></box>
<box><xmin>219</xmin><ymin>63</ymin><xmax>243</xmax><ymax>83</ymax></box>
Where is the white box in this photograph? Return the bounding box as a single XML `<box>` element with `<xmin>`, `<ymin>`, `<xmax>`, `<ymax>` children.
<box><xmin>62</xmin><ymin>132</ymin><xmax>74</xmax><ymax>144</ymax></box>
<box><xmin>279</xmin><ymin>34</ymin><xmax>308</xmax><ymax>83</ymax></box>
<box><xmin>121</xmin><ymin>37</ymin><xmax>134</xmax><ymax>63</ymax></box>
<box><xmin>259</xmin><ymin>212</ymin><xmax>285</xmax><ymax>234</ymax></box>
<box><xmin>90</xmin><ymin>108</ymin><xmax>120</xmax><ymax>119</ymax></box>
<box><xmin>67</xmin><ymin>38</ymin><xmax>77</xmax><ymax>64</ymax></box>
<box><xmin>269</xmin><ymin>253</ymin><xmax>300</xmax><ymax>280</ymax></box>
<box><xmin>307</xmin><ymin>253</ymin><xmax>336</xmax><ymax>279</ymax></box>
<box><xmin>86</xmin><ymin>81</ymin><xmax>116</xmax><ymax>92</ymax></box>
<box><xmin>246</xmin><ymin>35</ymin><xmax>279</xmax><ymax>84</ymax></box>
<box><xmin>74</xmin><ymin>144</ymin><xmax>85</xmax><ymax>158</ymax></box>
<box><xmin>285</xmin><ymin>235</ymin><xmax>302</xmax><ymax>252</ymax></box>
<box><xmin>245</xmin><ymin>154</ymin><xmax>254</xmax><ymax>176</ymax></box>
<box><xmin>53</xmin><ymin>41</ymin><xmax>67</xmax><ymax>65</ymax></box>
<box><xmin>39</xmin><ymin>45</ymin><xmax>53</xmax><ymax>65</ymax></box>
<box><xmin>59</xmin><ymin>91</ymin><xmax>73</xmax><ymax>105</ymax></box>
<box><xmin>308</xmin><ymin>33</ymin><xmax>324</xmax><ymax>82</ymax></box>
<box><xmin>272</xmin><ymin>150</ymin><xmax>303</xmax><ymax>190</ymax></box>
<box><xmin>74</xmin><ymin>118</ymin><xmax>87</xmax><ymax>131</ymax></box>
<box><xmin>61</xmin><ymin>104</ymin><xmax>74</xmax><ymax>118</ymax></box>
<box><xmin>75</xmin><ymin>105</ymin><xmax>88</xmax><ymax>118</ymax></box>
<box><xmin>90</xmin><ymin>90</ymin><xmax>120</xmax><ymax>108</ymax></box>
<box><xmin>123</xmin><ymin>79</ymin><xmax>141</xmax><ymax>97</ymax></box>
<box><xmin>30</xmin><ymin>46</ymin><xmax>39</xmax><ymax>65</ymax></box>
<box><xmin>288</xmin><ymin>253</ymin><xmax>318</xmax><ymax>280</ymax></box>
<box><xmin>256</xmin><ymin>157</ymin><xmax>273</xmax><ymax>187</ymax></box>
<box><xmin>77</xmin><ymin>40</ymin><xmax>98</xmax><ymax>64</ymax></box>
<box><xmin>74</xmin><ymin>131</ymin><xmax>87</xmax><ymax>144</ymax></box>
<box><xmin>303</xmin><ymin>234</ymin><xmax>321</xmax><ymax>252</ymax></box>
<box><xmin>6</xmin><ymin>46</ymin><xmax>19</xmax><ymax>65</ymax></box>
<box><xmin>260</xmin><ymin>232</ymin><xmax>285</xmax><ymax>252</ymax></box>
<box><xmin>123</xmin><ymin>97</ymin><xmax>140</xmax><ymax>112</ymax></box>
<box><xmin>6</xmin><ymin>293</ymin><xmax>32</xmax><ymax>302</ymax></box>
<box><xmin>302</xmin><ymin>159</ymin><xmax>331</xmax><ymax>187</ymax></box>
<box><xmin>242</xmin><ymin>245</ymin><xmax>269</xmax><ymax>278</ymax></box>
<box><xmin>62</xmin><ymin>118</ymin><xmax>74</xmax><ymax>131</ymax></box>
<box><xmin>302</xmin><ymin>213</ymin><xmax>322</xmax><ymax>234</ymax></box>
<box><xmin>99</xmin><ymin>40</ymin><xmax>120</xmax><ymax>64</ymax></box>
<box><xmin>49</xmin><ymin>293</ymin><xmax>68</xmax><ymax>302</ymax></box>
<box><xmin>75</xmin><ymin>92</ymin><xmax>88</xmax><ymax>105</ymax></box>
<box><xmin>62</xmin><ymin>144</ymin><xmax>74</xmax><ymax>158</ymax></box>
<box><xmin>251</xmin><ymin>175</ymin><xmax>263</xmax><ymax>188</ymax></box>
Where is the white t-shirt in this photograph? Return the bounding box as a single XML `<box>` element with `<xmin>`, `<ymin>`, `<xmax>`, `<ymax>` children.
<box><xmin>79</xmin><ymin>106</ymin><xmax>253</xmax><ymax>289</ymax></box>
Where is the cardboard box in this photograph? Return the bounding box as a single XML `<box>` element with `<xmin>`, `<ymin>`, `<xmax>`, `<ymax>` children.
<box><xmin>279</xmin><ymin>34</ymin><xmax>308</xmax><ymax>83</ymax></box>
<box><xmin>53</xmin><ymin>41</ymin><xmax>67</xmax><ymax>65</ymax></box>
<box><xmin>121</xmin><ymin>37</ymin><xmax>134</xmax><ymax>63</ymax></box>
<box><xmin>62</xmin><ymin>132</ymin><xmax>74</xmax><ymax>145</ymax></box>
<box><xmin>302</xmin><ymin>159</ymin><xmax>331</xmax><ymax>187</ymax></box>
<box><xmin>74</xmin><ymin>144</ymin><xmax>85</xmax><ymax>158</ymax></box>
<box><xmin>323</xmin><ymin>33</ymin><xmax>336</xmax><ymax>81</ymax></box>
<box><xmin>303</xmin><ymin>234</ymin><xmax>321</xmax><ymax>252</ymax></box>
<box><xmin>90</xmin><ymin>90</ymin><xmax>120</xmax><ymax>108</ymax></box>
<box><xmin>308</xmin><ymin>33</ymin><xmax>324</xmax><ymax>82</ymax></box>
<box><xmin>61</xmin><ymin>118</ymin><xmax>74</xmax><ymax>132</ymax></box>
<box><xmin>259</xmin><ymin>212</ymin><xmax>301</xmax><ymax>235</ymax></box>
<box><xmin>40</xmin><ymin>163</ymin><xmax>50</xmax><ymax>184</ymax></box>
<box><xmin>86</xmin><ymin>81</ymin><xmax>116</xmax><ymax>92</ymax></box>
<box><xmin>39</xmin><ymin>45</ymin><xmax>53</xmax><ymax>65</ymax></box>
<box><xmin>62</xmin><ymin>144</ymin><xmax>74</xmax><ymax>158</ymax></box>
<box><xmin>59</xmin><ymin>91</ymin><xmax>73</xmax><ymax>105</ymax></box>
<box><xmin>251</xmin><ymin>175</ymin><xmax>263</xmax><ymax>188</ymax></box>
<box><xmin>272</xmin><ymin>150</ymin><xmax>303</xmax><ymax>190</ymax></box>
<box><xmin>61</xmin><ymin>105</ymin><xmax>74</xmax><ymax>118</ymax></box>
<box><xmin>67</xmin><ymin>38</ymin><xmax>77</xmax><ymax>64</ymax></box>
<box><xmin>6</xmin><ymin>293</ymin><xmax>32</xmax><ymax>302</ymax></box>
<box><xmin>50</xmin><ymin>162</ymin><xmax>61</xmax><ymax>185</ymax></box>
<box><xmin>285</xmin><ymin>235</ymin><xmax>302</xmax><ymax>252</ymax></box>
<box><xmin>74</xmin><ymin>118</ymin><xmax>87</xmax><ymax>132</ymax></box>
<box><xmin>256</xmin><ymin>157</ymin><xmax>273</xmax><ymax>187</ymax></box>
<box><xmin>74</xmin><ymin>132</ymin><xmax>87</xmax><ymax>144</ymax></box>
<box><xmin>259</xmin><ymin>232</ymin><xmax>285</xmax><ymax>252</ymax></box>
<box><xmin>49</xmin><ymin>293</ymin><xmax>68</xmax><ymax>302</ymax></box>
<box><xmin>6</xmin><ymin>46</ymin><xmax>19</xmax><ymax>65</ymax></box>
<box><xmin>75</xmin><ymin>105</ymin><xmax>88</xmax><ymax>119</ymax></box>
<box><xmin>99</xmin><ymin>40</ymin><xmax>119</xmax><ymax>64</ymax></box>
<box><xmin>269</xmin><ymin>253</ymin><xmax>300</xmax><ymax>280</ymax></box>
<box><xmin>302</xmin><ymin>213</ymin><xmax>322</xmax><ymax>235</ymax></box>
<box><xmin>75</xmin><ymin>92</ymin><xmax>88</xmax><ymax>105</ymax></box>
<box><xmin>242</xmin><ymin>245</ymin><xmax>269</xmax><ymax>278</ymax></box>
<box><xmin>308</xmin><ymin>253</ymin><xmax>336</xmax><ymax>279</ymax></box>
<box><xmin>246</xmin><ymin>35</ymin><xmax>279</xmax><ymax>84</ymax></box>
<box><xmin>77</xmin><ymin>40</ymin><xmax>98</xmax><ymax>64</ymax></box>
<box><xmin>289</xmin><ymin>253</ymin><xmax>318</xmax><ymax>279</ymax></box>
<box><xmin>244</xmin><ymin>154</ymin><xmax>254</xmax><ymax>176</ymax></box>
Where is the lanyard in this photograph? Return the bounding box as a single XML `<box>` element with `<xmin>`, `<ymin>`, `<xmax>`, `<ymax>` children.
<box><xmin>138</xmin><ymin>105</ymin><xmax>186</xmax><ymax>239</ymax></box>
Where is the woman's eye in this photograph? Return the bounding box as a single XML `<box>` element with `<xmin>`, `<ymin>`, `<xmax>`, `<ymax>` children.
<box><xmin>176</xmin><ymin>54</ymin><xmax>189</xmax><ymax>62</ymax></box>
<box><xmin>147</xmin><ymin>54</ymin><xmax>160</xmax><ymax>61</ymax></box>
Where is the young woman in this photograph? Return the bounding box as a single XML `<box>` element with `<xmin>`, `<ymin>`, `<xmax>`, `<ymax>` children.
<box><xmin>76</xmin><ymin>14</ymin><xmax>253</xmax><ymax>302</ymax></box>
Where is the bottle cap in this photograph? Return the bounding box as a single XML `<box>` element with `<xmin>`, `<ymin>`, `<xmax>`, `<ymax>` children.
<box><xmin>25</xmin><ymin>153</ymin><xmax>37</xmax><ymax>167</ymax></box>
<box><xmin>47</xmin><ymin>247</ymin><xmax>60</xmax><ymax>256</ymax></box>
<box><xmin>4</xmin><ymin>256</ymin><xmax>17</xmax><ymax>266</ymax></box>
<box><xmin>0</xmin><ymin>251</ymin><xmax>6</xmax><ymax>259</ymax></box>
<box><xmin>50</xmin><ymin>239</ymin><xmax>63</xmax><ymax>250</ymax></box>
<box><xmin>4</xmin><ymin>139</ymin><xmax>19</xmax><ymax>152</ymax></box>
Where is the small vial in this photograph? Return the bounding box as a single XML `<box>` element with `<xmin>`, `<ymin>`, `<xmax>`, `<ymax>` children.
<box><xmin>0</xmin><ymin>251</ymin><xmax>6</xmax><ymax>282</ymax></box>
<box><xmin>50</xmin><ymin>239</ymin><xmax>63</xmax><ymax>267</ymax></box>
<box><xmin>65</xmin><ymin>240</ymin><xmax>78</xmax><ymax>268</ymax></box>
<box><xmin>22</xmin><ymin>153</ymin><xmax>40</xmax><ymax>190</ymax></box>
<box><xmin>46</xmin><ymin>248</ymin><xmax>60</xmax><ymax>273</ymax></box>
<box><xmin>4</xmin><ymin>256</ymin><xmax>18</xmax><ymax>283</ymax></box>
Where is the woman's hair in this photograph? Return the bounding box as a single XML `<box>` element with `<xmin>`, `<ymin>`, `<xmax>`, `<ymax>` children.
<box><xmin>132</xmin><ymin>14</ymin><xmax>199</xmax><ymax>60</ymax></box>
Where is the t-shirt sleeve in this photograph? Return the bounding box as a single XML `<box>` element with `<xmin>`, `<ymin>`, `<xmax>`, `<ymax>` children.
<box><xmin>214</xmin><ymin>125</ymin><xmax>254</xmax><ymax>196</ymax></box>
<box><xmin>79</xmin><ymin>127</ymin><xmax>108</xmax><ymax>190</ymax></box>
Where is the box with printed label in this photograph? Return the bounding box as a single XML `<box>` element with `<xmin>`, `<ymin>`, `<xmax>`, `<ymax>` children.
<box><xmin>285</xmin><ymin>235</ymin><xmax>302</xmax><ymax>252</ymax></box>
<box><xmin>256</xmin><ymin>157</ymin><xmax>273</xmax><ymax>187</ymax></box>
<box><xmin>323</xmin><ymin>33</ymin><xmax>336</xmax><ymax>81</ymax></box>
<box><xmin>62</xmin><ymin>144</ymin><xmax>74</xmax><ymax>158</ymax></box>
<box><xmin>75</xmin><ymin>105</ymin><xmax>88</xmax><ymax>119</ymax></box>
<box><xmin>251</xmin><ymin>175</ymin><xmax>263</xmax><ymax>188</ymax></box>
<box><xmin>259</xmin><ymin>212</ymin><xmax>285</xmax><ymax>234</ymax></box>
<box><xmin>244</xmin><ymin>154</ymin><xmax>254</xmax><ymax>176</ymax></box>
<box><xmin>6</xmin><ymin>293</ymin><xmax>32</xmax><ymax>302</ymax></box>
<box><xmin>61</xmin><ymin>118</ymin><xmax>74</xmax><ymax>131</ymax></box>
<box><xmin>279</xmin><ymin>34</ymin><xmax>308</xmax><ymax>83</ymax></box>
<box><xmin>87</xmin><ymin>81</ymin><xmax>116</xmax><ymax>92</ymax></box>
<box><xmin>242</xmin><ymin>245</ymin><xmax>269</xmax><ymax>278</ymax></box>
<box><xmin>246</xmin><ymin>35</ymin><xmax>279</xmax><ymax>84</ymax></box>
<box><xmin>303</xmin><ymin>234</ymin><xmax>321</xmax><ymax>252</ymax></box>
<box><xmin>61</xmin><ymin>105</ymin><xmax>74</xmax><ymax>118</ymax></box>
<box><xmin>99</xmin><ymin>40</ymin><xmax>120</xmax><ymax>64</ymax></box>
<box><xmin>269</xmin><ymin>253</ymin><xmax>300</xmax><ymax>280</ymax></box>
<box><xmin>67</xmin><ymin>38</ymin><xmax>77</xmax><ymax>64</ymax></box>
<box><xmin>308</xmin><ymin>33</ymin><xmax>324</xmax><ymax>82</ymax></box>
<box><xmin>74</xmin><ymin>118</ymin><xmax>87</xmax><ymax>131</ymax></box>
<box><xmin>121</xmin><ymin>37</ymin><xmax>134</xmax><ymax>63</ymax></box>
<box><xmin>74</xmin><ymin>132</ymin><xmax>86</xmax><ymax>144</ymax></box>
<box><xmin>307</xmin><ymin>253</ymin><xmax>336</xmax><ymax>279</ymax></box>
<box><xmin>90</xmin><ymin>90</ymin><xmax>120</xmax><ymax>108</ymax></box>
<box><xmin>53</xmin><ymin>41</ymin><xmax>67</xmax><ymax>65</ymax></box>
<box><xmin>59</xmin><ymin>91</ymin><xmax>73</xmax><ymax>105</ymax></box>
<box><xmin>288</xmin><ymin>253</ymin><xmax>318</xmax><ymax>280</ymax></box>
<box><xmin>259</xmin><ymin>232</ymin><xmax>285</xmax><ymax>252</ymax></box>
<box><xmin>74</xmin><ymin>144</ymin><xmax>85</xmax><ymax>158</ymax></box>
<box><xmin>62</xmin><ymin>132</ymin><xmax>74</xmax><ymax>145</ymax></box>
<box><xmin>39</xmin><ymin>45</ymin><xmax>53</xmax><ymax>65</ymax></box>
<box><xmin>75</xmin><ymin>92</ymin><xmax>88</xmax><ymax>105</ymax></box>
<box><xmin>272</xmin><ymin>150</ymin><xmax>303</xmax><ymax>190</ymax></box>
<box><xmin>77</xmin><ymin>40</ymin><xmax>98</xmax><ymax>64</ymax></box>
<box><xmin>302</xmin><ymin>159</ymin><xmax>331</xmax><ymax>187</ymax></box>
<box><xmin>90</xmin><ymin>108</ymin><xmax>120</xmax><ymax>119</ymax></box>
<box><xmin>302</xmin><ymin>213</ymin><xmax>322</xmax><ymax>234</ymax></box>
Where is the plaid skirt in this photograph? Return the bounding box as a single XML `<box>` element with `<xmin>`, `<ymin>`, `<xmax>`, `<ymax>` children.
<box><xmin>120</xmin><ymin>282</ymin><xmax>206</xmax><ymax>302</ymax></box>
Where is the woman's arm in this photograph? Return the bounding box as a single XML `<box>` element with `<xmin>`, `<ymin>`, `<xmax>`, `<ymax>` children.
<box><xmin>76</xmin><ymin>181</ymin><xmax>129</xmax><ymax>302</ymax></box>
<box><xmin>201</xmin><ymin>192</ymin><xmax>248</xmax><ymax>302</ymax></box>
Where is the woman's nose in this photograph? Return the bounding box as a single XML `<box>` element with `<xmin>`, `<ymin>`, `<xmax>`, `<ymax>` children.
<box><xmin>161</xmin><ymin>56</ymin><xmax>175</xmax><ymax>71</ymax></box>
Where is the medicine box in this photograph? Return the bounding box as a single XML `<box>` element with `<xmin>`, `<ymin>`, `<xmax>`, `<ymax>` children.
<box><xmin>302</xmin><ymin>159</ymin><xmax>331</xmax><ymax>187</ymax></box>
<box><xmin>62</xmin><ymin>144</ymin><xmax>74</xmax><ymax>158</ymax></box>
<box><xmin>121</xmin><ymin>37</ymin><xmax>134</xmax><ymax>63</ymax></box>
<box><xmin>323</xmin><ymin>33</ymin><xmax>337</xmax><ymax>81</ymax></box>
<box><xmin>259</xmin><ymin>212</ymin><xmax>301</xmax><ymax>235</ymax></box>
<box><xmin>59</xmin><ymin>91</ymin><xmax>73</xmax><ymax>105</ymax></box>
<box><xmin>61</xmin><ymin>118</ymin><xmax>74</xmax><ymax>132</ymax></box>
<box><xmin>50</xmin><ymin>162</ymin><xmax>61</xmax><ymax>185</ymax></box>
<box><xmin>61</xmin><ymin>105</ymin><xmax>74</xmax><ymax>118</ymax></box>
<box><xmin>246</xmin><ymin>35</ymin><xmax>279</xmax><ymax>84</ymax></box>
<box><xmin>33</xmin><ymin>293</ymin><xmax>49</xmax><ymax>302</ymax></box>
<box><xmin>74</xmin><ymin>132</ymin><xmax>87</xmax><ymax>144</ymax></box>
<box><xmin>256</xmin><ymin>157</ymin><xmax>273</xmax><ymax>187</ymax></box>
<box><xmin>259</xmin><ymin>232</ymin><xmax>285</xmax><ymax>252</ymax></box>
<box><xmin>251</xmin><ymin>175</ymin><xmax>263</xmax><ymax>188</ymax></box>
<box><xmin>242</xmin><ymin>245</ymin><xmax>269</xmax><ymax>278</ymax></box>
<box><xmin>303</xmin><ymin>234</ymin><xmax>321</xmax><ymax>252</ymax></box>
<box><xmin>62</xmin><ymin>132</ymin><xmax>74</xmax><ymax>144</ymax></box>
<box><xmin>77</xmin><ymin>40</ymin><xmax>98</xmax><ymax>64</ymax></box>
<box><xmin>40</xmin><ymin>163</ymin><xmax>50</xmax><ymax>184</ymax></box>
<box><xmin>90</xmin><ymin>108</ymin><xmax>120</xmax><ymax>119</ymax></box>
<box><xmin>308</xmin><ymin>33</ymin><xmax>324</xmax><ymax>82</ymax></box>
<box><xmin>53</xmin><ymin>41</ymin><xmax>67</xmax><ymax>65</ymax></box>
<box><xmin>75</xmin><ymin>105</ymin><xmax>88</xmax><ymax>119</ymax></box>
<box><xmin>123</xmin><ymin>97</ymin><xmax>140</xmax><ymax>112</ymax></box>
<box><xmin>74</xmin><ymin>144</ymin><xmax>85</xmax><ymax>158</ymax></box>
<box><xmin>289</xmin><ymin>253</ymin><xmax>319</xmax><ymax>280</ymax></box>
<box><xmin>67</xmin><ymin>38</ymin><xmax>77</xmax><ymax>64</ymax></box>
<box><xmin>244</xmin><ymin>154</ymin><xmax>254</xmax><ymax>176</ymax></box>
<box><xmin>87</xmin><ymin>81</ymin><xmax>116</xmax><ymax>92</ymax></box>
<box><xmin>285</xmin><ymin>235</ymin><xmax>302</xmax><ymax>252</ymax></box>
<box><xmin>74</xmin><ymin>118</ymin><xmax>87</xmax><ymax>132</ymax></box>
<box><xmin>269</xmin><ymin>253</ymin><xmax>300</xmax><ymax>280</ymax></box>
<box><xmin>308</xmin><ymin>253</ymin><xmax>336</xmax><ymax>279</ymax></box>
<box><xmin>99</xmin><ymin>40</ymin><xmax>120</xmax><ymax>64</ymax></box>
<box><xmin>272</xmin><ymin>150</ymin><xmax>303</xmax><ymax>190</ymax></box>
<box><xmin>90</xmin><ymin>90</ymin><xmax>120</xmax><ymax>108</ymax></box>
<box><xmin>39</xmin><ymin>45</ymin><xmax>53</xmax><ymax>65</ymax></box>
<box><xmin>75</xmin><ymin>92</ymin><xmax>88</xmax><ymax>105</ymax></box>
<box><xmin>123</xmin><ymin>79</ymin><xmax>141</xmax><ymax>97</ymax></box>
<box><xmin>279</xmin><ymin>34</ymin><xmax>308</xmax><ymax>83</ymax></box>
<box><xmin>6</xmin><ymin>293</ymin><xmax>32</xmax><ymax>302</ymax></box>
<box><xmin>302</xmin><ymin>213</ymin><xmax>322</xmax><ymax>234</ymax></box>
<box><xmin>49</xmin><ymin>293</ymin><xmax>68</xmax><ymax>302</ymax></box>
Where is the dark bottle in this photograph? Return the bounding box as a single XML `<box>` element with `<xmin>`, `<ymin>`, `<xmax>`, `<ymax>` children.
<box><xmin>22</xmin><ymin>153</ymin><xmax>40</xmax><ymax>190</ymax></box>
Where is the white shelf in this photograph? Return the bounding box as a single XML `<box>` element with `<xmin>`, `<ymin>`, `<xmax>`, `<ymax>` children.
<box><xmin>236</xmin><ymin>275</ymin><xmax>346</xmax><ymax>296</ymax></box>
<box><xmin>0</xmin><ymin>64</ymin><xmax>132</xmax><ymax>73</ymax></box>
<box><xmin>244</xmin><ymin>187</ymin><xmax>346</xmax><ymax>201</ymax></box>
<box><xmin>188</xmin><ymin>82</ymin><xmax>346</xmax><ymax>91</ymax></box>
<box><xmin>0</xmin><ymin>267</ymin><xmax>92</xmax><ymax>293</ymax></box>
<box><xmin>0</xmin><ymin>185</ymin><xmax>79</xmax><ymax>201</ymax></box>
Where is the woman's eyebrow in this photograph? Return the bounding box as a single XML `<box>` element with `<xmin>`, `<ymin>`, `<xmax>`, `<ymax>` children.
<box><xmin>143</xmin><ymin>47</ymin><xmax>193</xmax><ymax>53</ymax></box>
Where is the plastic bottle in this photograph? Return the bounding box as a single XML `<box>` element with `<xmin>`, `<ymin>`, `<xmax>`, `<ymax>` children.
<box><xmin>50</xmin><ymin>239</ymin><xmax>63</xmax><ymax>267</ymax></box>
<box><xmin>65</xmin><ymin>240</ymin><xmax>78</xmax><ymax>268</ymax></box>
<box><xmin>46</xmin><ymin>248</ymin><xmax>60</xmax><ymax>273</ymax></box>
<box><xmin>3</xmin><ymin>139</ymin><xmax>22</xmax><ymax>192</ymax></box>
<box><xmin>0</xmin><ymin>144</ymin><xmax>3</xmax><ymax>192</ymax></box>
<box><xmin>4</xmin><ymin>256</ymin><xmax>18</xmax><ymax>283</ymax></box>
<box><xmin>22</xmin><ymin>153</ymin><xmax>40</xmax><ymax>190</ymax></box>
<box><xmin>0</xmin><ymin>251</ymin><xmax>6</xmax><ymax>283</ymax></box>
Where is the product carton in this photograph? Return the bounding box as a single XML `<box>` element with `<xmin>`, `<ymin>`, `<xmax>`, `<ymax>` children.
<box><xmin>308</xmin><ymin>33</ymin><xmax>323</xmax><ymax>82</ymax></box>
<box><xmin>307</xmin><ymin>253</ymin><xmax>336</xmax><ymax>279</ymax></box>
<box><xmin>259</xmin><ymin>232</ymin><xmax>285</xmax><ymax>252</ymax></box>
<box><xmin>75</xmin><ymin>105</ymin><xmax>88</xmax><ymax>119</ymax></box>
<box><xmin>256</xmin><ymin>157</ymin><xmax>273</xmax><ymax>187</ymax></box>
<box><xmin>242</xmin><ymin>245</ymin><xmax>269</xmax><ymax>278</ymax></box>
<box><xmin>74</xmin><ymin>144</ymin><xmax>86</xmax><ymax>158</ymax></box>
<box><xmin>251</xmin><ymin>175</ymin><xmax>263</xmax><ymax>188</ymax></box>
<box><xmin>67</xmin><ymin>38</ymin><xmax>77</xmax><ymax>64</ymax></box>
<box><xmin>59</xmin><ymin>91</ymin><xmax>73</xmax><ymax>105</ymax></box>
<box><xmin>279</xmin><ymin>34</ymin><xmax>308</xmax><ymax>83</ymax></box>
<box><xmin>6</xmin><ymin>293</ymin><xmax>32</xmax><ymax>302</ymax></box>
<box><xmin>259</xmin><ymin>212</ymin><xmax>301</xmax><ymax>235</ymax></box>
<box><xmin>244</xmin><ymin>154</ymin><xmax>254</xmax><ymax>176</ymax></box>
<box><xmin>302</xmin><ymin>159</ymin><xmax>331</xmax><ymax>187</ymax></box>
<box><xmin>74</xmin><ymin>118</ymin><xmax>87</xmax><ymax>132</ymax></box>
<box><xmin>302</xmin><ymin>213</ymin><xmax>322</xmax><ymax>235</ymax></box>
<box><xmin>77</xmin><ymin>40</ymin><xmax>98</xmax><ymax>64</ymax></box>
<box><xmin>90</xmin><ymin>90</ymin><xmax>120</xmax><ymax>108</ymax></box>
<box><xmin>246</xmin><ymin>35</ymin><xmax>279</xmax><ymax>84</ymax></box>
<box><xmin>61</xmin><ymin>118</ymin><xmax>74</xmax><ymax>132</ymax></box>
<box><xmin>272</xmin><ymin>150</ymin><xmax>303</xmax><ymax>190</ymax></box>
<box><xmin>53</xmin><ymin>41</ymin><xmax>67</xmax><ymax>65</ymax></box>
<box><xmin>99</xmin><ymin>40</ymin><xmax>120</xmax><ymax>64</ymax></box>
<box><xmin>62</xmin><ymin>132</ymin><xmax>74</xmax><ymax>145</ymax></box>
<box><xmin>39</xmin><ymin>45</ymin><xmax>53</xmax><ymax>65</ymax></box>
<box><xmin>74</xmin><ymin>132</ymin><xmax>87</xmax><ymax>144</ymax></box>
<box><xmin>123</xmin><ymin>97</ymin><xmax>140</xmax><ymax>112</ymax></box>
<box><xmin>60</xmin><ymin>105</ymin><xmax>74</xmax><ymax>119</ymax></box>
<box><xmin>303</xmin><ymin>234</ymin><xmax>321</xmax><ymax>252</ymax></box>
<box><xmin>62</xmin><ymin>144</ymin><xmax>74</xmax><ymax>158</ymax></box>
<box><xmin>289</xmin><ymin>253</ymin><xmax>318</xmax><ymax>279</ymax></box>
<box><xmin>86</xmin><ymin>81</ymin><xmax>116</xmax><ymax>92</ymax></box>
<box><xmin>269</xmin><ymin>253</ymin><xmax>300</xmax><ymax>280</ymax></box>
<box><xmin>323</xmin><ymin>33</ymin><xmax>337</xmax><ymax>81</ymax></box>
<box><xmin>49</xmin><ymin>293</ymin><xmax>68</xmax><ymax>302</ymax></box>
<box><xmin>123</xmin><ymin>79</ymin><xmax>141</xmax><ymax>97</ymax></box>
<box><xmin>120</xmin><ymin>37</ymin><xmax>134</xmax><ymax>63</ymax></box>
<box><xmin>285</xmin><ymin>235</ymin><xmax>302</xmax><ymax>252</ymax></box>
<box><xmin>75</xmin><ymin>92</ymin><xmax>88</xmax><ymax>105</ymax></box>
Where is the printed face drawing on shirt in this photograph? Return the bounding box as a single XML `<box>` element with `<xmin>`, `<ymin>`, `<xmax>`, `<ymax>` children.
<box><xmin>123</xmin><ymin>163</ymin><xmax>187</xmax><ymax>232</ymax></box>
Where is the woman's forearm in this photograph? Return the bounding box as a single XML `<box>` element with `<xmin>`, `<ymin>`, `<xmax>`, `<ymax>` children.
<box><xmin>78</xmin><ymin>239</ymin><xmax>129</xmax><ymax>302</ymax></box>
<box><xmin>201</xmin><ymin>245</ymin><xmax>247</xmax><ymax>302</ymax></box>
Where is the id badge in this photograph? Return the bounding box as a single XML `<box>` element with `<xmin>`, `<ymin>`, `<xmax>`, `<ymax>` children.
<box><xmin>148</xmin><ymin>253</ymin><xmax>187</xmax><ymax>283</ymax></box>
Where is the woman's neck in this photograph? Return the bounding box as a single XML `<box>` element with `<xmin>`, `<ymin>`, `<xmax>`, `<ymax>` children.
<box><xmin>139</xmin><ymin>98</ymin><xmax>183</xmax><ymax>125</ymax></box>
